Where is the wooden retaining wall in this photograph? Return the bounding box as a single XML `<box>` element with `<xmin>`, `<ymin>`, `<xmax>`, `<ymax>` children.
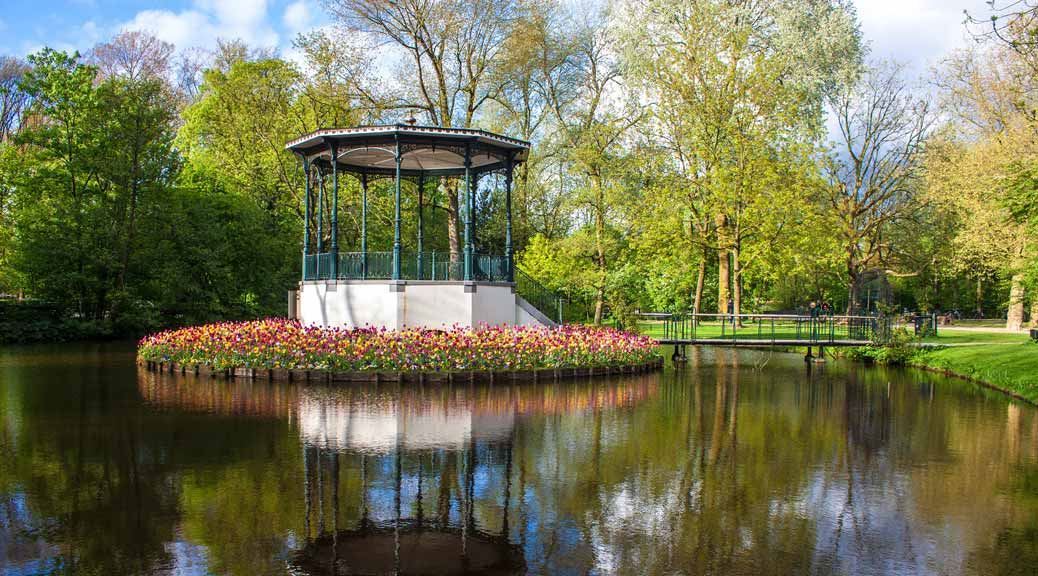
<box><xmin>139</xmin><ymin>357</ymin><xmax>664</xmax><ymax>384</ymax></box>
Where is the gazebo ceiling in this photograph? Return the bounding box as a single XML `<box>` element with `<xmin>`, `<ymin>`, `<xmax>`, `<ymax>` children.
<box><xmin>285</xmin><ymin>124</ymin><xmax>530</xmax><ymax>176</ymax></box>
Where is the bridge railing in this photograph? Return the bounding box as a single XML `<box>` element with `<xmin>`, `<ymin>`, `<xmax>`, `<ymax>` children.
<box><xmin>635</xmin><ymin>312</ymin><xmax>891</xmax><ymax>344</ymax></box>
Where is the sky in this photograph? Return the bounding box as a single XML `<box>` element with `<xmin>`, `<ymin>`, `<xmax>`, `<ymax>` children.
<box><xmin>0</xmin><ymin>0</ymin><xmax>993</xmax><ymax>74</ymax></box>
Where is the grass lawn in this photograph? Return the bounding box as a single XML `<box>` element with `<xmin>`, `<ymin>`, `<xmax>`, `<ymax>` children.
<box><xmin>920</xmin><ymin>328</ymin><xmax>1030</xmax><ymax>345</ymax></box>
<box><xmin>908</xmin><ymin>327</ymin><xmax>1038</xmax><ymax>402</ymax></box>
<box><xmin>943</xmin><ymin>318</ymin><xmax>1010</xmax><ymax>329</ymax></box>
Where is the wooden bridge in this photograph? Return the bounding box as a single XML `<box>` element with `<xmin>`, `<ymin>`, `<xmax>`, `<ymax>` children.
<box><xmin>636</xmin><ymin>313</ymin><xmax>891</xmax><ymax>360</ymax></box>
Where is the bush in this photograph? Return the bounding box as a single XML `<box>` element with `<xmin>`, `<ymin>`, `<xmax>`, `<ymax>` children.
<box><xmin>845</xmin><ymin>327</ymin><xmax>918</xmax><ymax>365</ymax></box>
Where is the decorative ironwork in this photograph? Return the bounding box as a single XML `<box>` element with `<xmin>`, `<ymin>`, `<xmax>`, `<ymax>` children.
<box><xmin>294</xmin><ymin>125</ymin><xmax>532</xmax><ymax>308</ymax></box>
<box><xmin>640</xmin><ymin>312</ymin><xmax>892</xmax><ymax>345</ymax></box>
<box><xmin>303</xmin><ymin>251</ymin><xmax>510</xmax><ymax>282</ymax></box>
<box><xmin>515</xmin><ymin>269</ymin><xmax>563</xmax><ymax>324</ymax></box>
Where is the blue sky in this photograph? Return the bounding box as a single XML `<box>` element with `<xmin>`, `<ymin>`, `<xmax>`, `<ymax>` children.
<box><xmin>0</xmin><ymin>0</ymin><xmax>327</xmax><ymax>58</ymax></box>
<box><xmin>0</xmin><ymin>0</ymin><xmax>992</xmax><ymax>73</ymax></box>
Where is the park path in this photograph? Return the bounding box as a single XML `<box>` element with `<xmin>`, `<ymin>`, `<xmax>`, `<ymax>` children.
<box><xmin>914</xmin><ymin>342</ymin><xmax>996</xmax><ymax>348</ymax></box>
<box><xmin>939</xmin><ymin>325</ymin><xmax>1028</xmax><ymax>334</ymax></box>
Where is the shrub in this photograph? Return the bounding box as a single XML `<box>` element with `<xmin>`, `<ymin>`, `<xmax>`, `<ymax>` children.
<box><xmin>845</xmin><ymin>327</ymin><xmax>918</xmax><ymax>365</ymax></box>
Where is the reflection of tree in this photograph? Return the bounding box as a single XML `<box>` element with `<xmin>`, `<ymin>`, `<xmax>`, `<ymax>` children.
<box><xmin>6</xmin><ymin>346</ymin><xmax>1038</xmax><ymax>574</ymax></box>
<box><xmin>1</xmin><ymin>353</ymin><xmax>180</xmax><ymax>574</ymax></box>
<box><xmin>509</xmin><ymin>349</ymin><xmax>841</xmax><ymax>575</ymax></box>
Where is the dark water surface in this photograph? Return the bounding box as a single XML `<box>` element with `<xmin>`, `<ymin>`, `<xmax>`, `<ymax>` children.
<box><xmin>2</xmin><ymin>343</ymin><xmax>1037</xmax><ymax>575</ymax></box>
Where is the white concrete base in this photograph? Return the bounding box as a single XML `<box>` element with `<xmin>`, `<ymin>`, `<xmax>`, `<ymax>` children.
<box><xmin>297</xmin><ymin>281</ymin><xmax>551</xmax><ymax>329</ymax></box>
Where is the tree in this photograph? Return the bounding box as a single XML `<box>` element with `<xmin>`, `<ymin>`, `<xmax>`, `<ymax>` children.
<box><xmin>619</xmin><ymin>0</ymin><xmax>862</xmax><ymax>316</ymax></box>
<box><xmin>967</xmin><ymin>1</ymin><xmax>1038</xmax><ymax>73</ymax></box>
<box><xmin>179</xmin><ymin>57</ymin><xmax>309</xmax><ymax>222</ymax></box>
<box><xmin>323</xmin><ymin>0</ymin><xmax>522</xmax><ymax>261</ymax></box>
<box><xmin>0</xmin><ymin>56</ymin><xmax>31</xmax><ymax>142</ymax></box>
<box><xmin>488</xmin><ymin>1</ymin><xmax>578</xmax><ymax>245</ymax></box>
<box><xmin>11</xmin><ymin>47</ymin><xmax>188</xmax><ymax>330</ymax></box>
<box><xmin>927</xmin><ymin>43</ymin><xmax>1037</xmax><ymax>329</ymax></box>
<box><xmin>825</xmin><ymin>60</ymin><xmax>932</xmax><ymax>314</ymax></box>
<box><xmin>89</xmin><ymin>31</ymin><xmax>174</xmax><ymax>83</ymax></box>
<box><xmin>0</xmin><ymin>57</ymin><xmax>31</xmax><ymax>294</ymax></box>
<box><xmin>15</xmin><ymin>49</ymin><xmax>104</xmax><ymax>318</ymax></box>
<box><xmin>538</xmin><ymin>8</ymin><xmax>640</xmax><ymax>324</ymax></box>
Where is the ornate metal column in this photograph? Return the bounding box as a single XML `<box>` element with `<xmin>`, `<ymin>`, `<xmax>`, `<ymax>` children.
<box><xmin>417</xmin><ymin>173</ymin><xmax>425</xmax><ymax>280</ymax></box>
<box><xmin>463</xmin><ymin>144</ymin><xmax>473</xmax><ymax>281</ymax></box>
<box><xmin>361</xmin><ymin>173</ymin><xmax>368</xmax><ymax>279</ymax></box>
<box><xmin>316</xmin><ymin>166</ymin><xmax>325</xmax><ymax>278</ymax></box>
<box><xmin>505</xmin><ymin>155</ymin><xmax>514</xmax><ymax>283</ymax></box>
<box><xmin>330</xmin><ymin>141</ymin><xmax>339</xmax><ymax>279</ymax></box>
<box><xmin>302</xmin><ymin>154</ymin><xmax>311</xmax><ymax>280</ymax></box>
<box><xmin>393</xmin><ymin>137</ymin><xmax>403</xmax><ymax>281</ymax></box>
<box><xmin>470</xmin><ymin>171</ymin><xmax>479</xmax><ymax>260</ymax></box>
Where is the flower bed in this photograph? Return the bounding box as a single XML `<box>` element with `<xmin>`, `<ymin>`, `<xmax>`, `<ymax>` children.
<box><xmin>137</xmin><ymin>319</ymin><xmax>661</xmax><ymax>374</ymax></box>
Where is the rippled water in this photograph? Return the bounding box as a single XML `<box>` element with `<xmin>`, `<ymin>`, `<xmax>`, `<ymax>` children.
<box><xmin>1</xmin><ymin>342</ymin><xmax>1037</xmax><ymax>575</ymax></box>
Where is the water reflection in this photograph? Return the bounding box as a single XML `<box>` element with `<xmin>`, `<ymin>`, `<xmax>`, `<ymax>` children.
<box><xmin>139</xmin><ymin>367</ymin><xmax>658</xmax><ymax>575</ymax></box>
<box><xmin>1</xmin><ymin>344</ymin><xmax>1037</xmax><ymax>575</ymax></box>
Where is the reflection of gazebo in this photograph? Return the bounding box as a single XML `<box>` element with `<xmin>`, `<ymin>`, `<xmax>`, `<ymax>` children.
<box><xmin>299</xmin><ymin>393</ymin><xmax>515</xmax><ymax>453</ymax></box>
<box><xmin>293</xmin><ymin>396</ymin><xmax>524</xmax><ymax>576</ymax></box>
<box><xmin>135</xmin><ymin>370</ymin><xmax>661</xmax><ymax>574</ymax></box>
<box><xmin>285</xmin><ymin>124</ymin><xmax>549</xmax><ymax>329</ymax></box>
<box><xmin>291</xmin><ymin>522</ymin><xmax>524</xmax><ymax>575</ymax></box>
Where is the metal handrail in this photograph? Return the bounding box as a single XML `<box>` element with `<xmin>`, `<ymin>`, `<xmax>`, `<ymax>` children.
<box><xmin>637</xmin><ymin>312</ymin><xmax>891</xmax><ymax>344</ymax></box>
<box><xmin>302</xmin><ymin>251</ymin><xmax>509</xmax><ymax>282</ymax></box>
<box><xmin>515</xmin><ymin>268</ymin><xmax>562</xmax><ymax>324</ymax></box>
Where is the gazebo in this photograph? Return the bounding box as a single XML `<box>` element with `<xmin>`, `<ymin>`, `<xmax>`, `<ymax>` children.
<box><xmin>285</xmin><ymin>123</ymin><xmax>552</xmax><ymax>329</ymax></box>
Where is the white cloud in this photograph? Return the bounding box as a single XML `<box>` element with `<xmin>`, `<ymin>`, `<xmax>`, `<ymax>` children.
<box><xmin>80</xmin><ymin>20</ymin><xmax>103</xmax><ymax>45</ymax></box>
<box><xmin>119</xmin><ymin>0</ymin><xmax>279</xmax><ymax>52</ymax></box>
<box><xmin>121</xmin><ymin>9</ymin><xmax>213</xmax><ymax>51</ymax></box>
<box><xmin>853</xmin><ymin>0</ymin><xmax>988</xmax><ymax>71</ymax></box>
<box><xmin>283</xmin><ymin>0</ymin><xmax>313</xmax><ymax>36</ymax></box>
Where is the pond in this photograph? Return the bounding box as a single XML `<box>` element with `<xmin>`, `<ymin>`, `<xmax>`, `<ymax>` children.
<box><xmin>1</xmin><ymin>343</ymin><xmax>1036</xmax><ymax>575</ymax></box>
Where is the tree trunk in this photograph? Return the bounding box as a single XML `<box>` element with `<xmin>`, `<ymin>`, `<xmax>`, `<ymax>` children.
<box><xmin>444</xmin><ymin>177</ymin><xmax>461</xmax><ymax>262</ymax></box>
<box><xmin>733</xmin><ymin>241</ymin><xmax>743</xmax><ymax>327</ymax></box>
<box><xmin>845</xmin><ymin>254</ymin><xmax>859</xmax><ymax>316</ymax></box>
<box><xmin>717</xmin><ymin>250</ymin><xmax>730</xmax><ymax>316</ymax></box>
<box><xmin>593</xmin><ymin>183</ymin><xmax>606</xmax><ymax>325</ymax></box>
<box><xmin>1029</xmin><ymin>296</ymin><xmax>1038</xmax><ymax>329</ymax></box>
<box><xmin>975</xmin><ymin>276</ymin><xmax>984</xmax><ymax>318</ymax></box>
<box><xmin>716</xmin><ymin>214</ymin><xmax>730</xmax><ymax>315</ymax></box>
<box><xmin>1007</xmin><ymin>273</ymin><xmax>1025</xmax><ymax>330</ymax></box>
<box><xmin>693</xmin><ymin>255</ymin><xmax>706</xmax><ymax>315</ymax></box>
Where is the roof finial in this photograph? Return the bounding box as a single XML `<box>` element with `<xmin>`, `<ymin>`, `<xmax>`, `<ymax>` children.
<box><xmin>404</xmin><ymin>111</ymin><xmax>418</xmax><ymax>126</ymax></box>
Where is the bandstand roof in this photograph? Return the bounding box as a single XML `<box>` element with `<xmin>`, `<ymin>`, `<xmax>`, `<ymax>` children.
<box><xmin>285</xmin><ymin>124</ymin><xmax>530</xmax><ymax>177</ymax></box>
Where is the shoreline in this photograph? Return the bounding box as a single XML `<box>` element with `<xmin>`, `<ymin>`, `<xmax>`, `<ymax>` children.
<box><xmin>903</xmin><ymin>359</ymin><xmax>1038</xmax><ymax>406</ymax></box>
<box><xmin>140</xmin><ymin>357</ymin><xmax>664</xmax><ymax>383</ymax></box>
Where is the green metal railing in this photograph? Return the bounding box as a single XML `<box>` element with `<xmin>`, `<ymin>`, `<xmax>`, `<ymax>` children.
<box><xmin>303</xmin><ymin>251</ymin><xmax>577</xmax><ymax>323</ymax></box>
<box><xmin>636</xmin><ymin>312</ymin><xmax>891</xmax><ymax>344</ymax></box>
<box><xmin>303</xmin><ymin>251</ymin><xmax>510</xmax><ymax>282</ymax></box>
<box><xmin>515</xmin><ymin>268</ymin><xmax>563</xmax><ymax>324</ymax></box>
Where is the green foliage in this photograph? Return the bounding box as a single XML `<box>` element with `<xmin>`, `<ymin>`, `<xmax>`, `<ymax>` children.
<box><xmin>845</xmin><ymin>327</ymin><xmax>918</xmax><ymax>365</ymax></box>
<box><xmin>0</xmin><ymin>3</ymin><xmax>1033</xmax><ymax>340</ymax></box>
<box><xmin>1</xmin><ymin>48</ymin><xmax>311</xmax><ymax>340</ymax></box>
<box><xmin>0</xmin><ymin>300</ymin><xmax>82</xmax><ymax>343</ymax></box>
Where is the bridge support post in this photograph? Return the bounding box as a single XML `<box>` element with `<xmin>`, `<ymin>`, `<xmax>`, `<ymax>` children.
<box><xmin>806</xmin><ymin>345</ymin><xmax>826</xmax><ymax>363</ymax></box>
<box><xmin>672</xmin><ymin>344</ymin><xmax>688</xmax><ymax>365</ymax></box>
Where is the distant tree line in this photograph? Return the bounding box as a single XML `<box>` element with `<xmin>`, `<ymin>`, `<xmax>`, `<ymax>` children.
<box><xmin>0</xmin><ymin>0</ymin><xmax>1036</xmax><ymax>340</ymax></box>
